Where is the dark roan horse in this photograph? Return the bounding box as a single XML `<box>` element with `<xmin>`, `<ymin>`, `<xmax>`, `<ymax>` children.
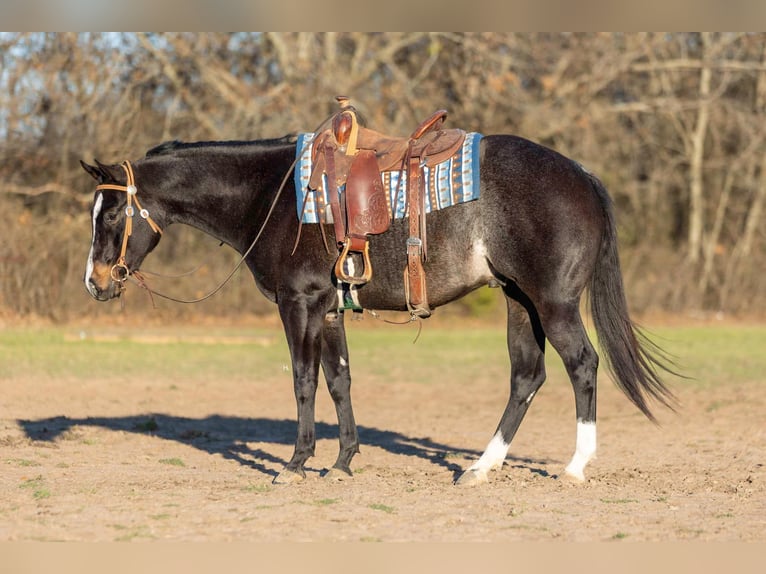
<box><xmin>81</xmin><ymin>126</ymin><xmax>676</xmax><ymax>486</ymax></box>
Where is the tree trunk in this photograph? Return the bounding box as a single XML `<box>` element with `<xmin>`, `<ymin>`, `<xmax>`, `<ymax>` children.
<box><xmin>687</xmin><ymin>33</ymin><xmax>713</xmax><ymax>265</ymax></box>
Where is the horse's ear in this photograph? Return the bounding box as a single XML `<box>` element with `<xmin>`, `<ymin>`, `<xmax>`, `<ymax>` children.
<box><xmin>80</xmin><ymin>160</ymin><xmax>123</xmax><ymax>183</ymax></box>
<box><xmin>80</xmin><ymin>160</ymin><xmax>102</xmax><ymax>182</ymax></box>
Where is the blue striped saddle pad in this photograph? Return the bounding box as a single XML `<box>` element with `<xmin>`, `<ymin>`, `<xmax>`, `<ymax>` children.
<box><xmin>294</xmin><ymin>132</ymin><xmax>483</xmax><ymax>224</ymax></box>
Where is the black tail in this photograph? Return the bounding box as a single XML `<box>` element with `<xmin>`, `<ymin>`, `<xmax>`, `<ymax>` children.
<box><xmin>587</xmin><ymin>174</ymin><xmax>678</xmax><ymax>422</ymax></box>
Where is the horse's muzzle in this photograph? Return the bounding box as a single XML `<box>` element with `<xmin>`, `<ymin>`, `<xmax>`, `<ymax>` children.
<box><xmin>85</xmin><ymin>262</ymin><xmax>123</xmax><ymax>301</ymax></box>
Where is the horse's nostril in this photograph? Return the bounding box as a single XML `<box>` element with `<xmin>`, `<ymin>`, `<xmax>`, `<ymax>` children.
<box><xmin>86</xmin><ymin>277</ymin><xmax>102</xmax><ymax>299</ymax></box>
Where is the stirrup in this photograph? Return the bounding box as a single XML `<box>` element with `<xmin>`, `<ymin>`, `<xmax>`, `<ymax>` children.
<box><xmin>334</xmin><ymin>238</ymin><xmax>373</xmax><ymax>286</ymax></box>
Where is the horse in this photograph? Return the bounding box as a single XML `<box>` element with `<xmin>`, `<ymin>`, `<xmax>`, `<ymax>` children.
<box><xmin>81</xmin><ymin>129</ymin><xmax>676</xmax><ymax>486</ymax></box>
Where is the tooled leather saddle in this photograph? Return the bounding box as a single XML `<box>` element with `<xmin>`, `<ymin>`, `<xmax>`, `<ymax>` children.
<box><xmin>306</xmin><ymin>96</ymin><xmax>466</xmax><ymax>318</ymax></box>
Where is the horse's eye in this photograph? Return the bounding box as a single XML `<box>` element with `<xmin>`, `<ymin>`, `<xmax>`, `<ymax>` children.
<box><xmin>103</xmin><ymin>208</ymin><xmax>120</xmax><ymax>225</ymax></box>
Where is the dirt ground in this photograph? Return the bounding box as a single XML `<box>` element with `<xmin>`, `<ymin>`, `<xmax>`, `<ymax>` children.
<box><xmin>0</xmin><ymin>333</ymin><xmax>763</xmax><ymax>542</ymax></box>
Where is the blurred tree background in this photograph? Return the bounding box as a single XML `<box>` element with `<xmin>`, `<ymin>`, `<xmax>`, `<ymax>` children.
<box><xmin>1</xmin><ymin>32</ymin><xmax>764</xmax><ymax>323</ymax></box>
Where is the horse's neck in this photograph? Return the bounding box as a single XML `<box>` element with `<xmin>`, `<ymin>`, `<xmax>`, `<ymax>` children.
<box><xmin>151</xmin><ymin>148</ymin><xmax>288</xmax><ymax>251</ymax></box>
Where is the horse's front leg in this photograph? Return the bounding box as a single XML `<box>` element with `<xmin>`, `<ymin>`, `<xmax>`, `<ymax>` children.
<box><xmin>273</xmin><ymin>291</ymin><xmax>327</xmax><ymax>484</ymax></box>
<box><xmin>320</xmin><ymin>311</ymin><xmax>359</xmax><ymax>479</ymax></box>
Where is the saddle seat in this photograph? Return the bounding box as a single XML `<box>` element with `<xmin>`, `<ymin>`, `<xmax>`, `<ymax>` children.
<box><xmin>307</xmin><ymin>97</ymin><xmax>467</xmax><ymax>318</ymax></box>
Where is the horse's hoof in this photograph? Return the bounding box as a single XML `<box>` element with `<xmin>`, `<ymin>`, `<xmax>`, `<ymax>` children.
<box><xmin>562</xmin><ymin>467</ymin><xmax>586</xmax><ymax>483</ymax></box>
<box><xmin>324</xmin><ymin>467</ymin><xmax>353</xmax><ymax>481</ymax></box>
<box><xmin>272</xmin><ymin>469</ymin><xmax>305</xmax><ymax>485</ymax></box>
<box><xmin>454</xmin><ymin>468</ymin><xmax>488</xmax><ymax>487</ymax></box>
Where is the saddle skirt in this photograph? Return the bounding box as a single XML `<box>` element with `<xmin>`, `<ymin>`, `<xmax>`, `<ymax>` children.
<box><xmin>294</xmin><ymin>131</ymin><xmax>483</xmax><ymax>225</ymax></box>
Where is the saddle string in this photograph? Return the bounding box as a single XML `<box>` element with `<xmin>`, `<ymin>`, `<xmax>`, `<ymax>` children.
<box><xmin>365</xmin><ymin>309</ymin><xmax>423</xmax><ymax>342</ymax></box>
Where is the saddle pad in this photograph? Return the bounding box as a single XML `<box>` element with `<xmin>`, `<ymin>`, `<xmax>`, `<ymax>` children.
<box><xmin>294</xmin><ymin>132</ymin><xmax>483</xmax><ymax>224</ymax></box>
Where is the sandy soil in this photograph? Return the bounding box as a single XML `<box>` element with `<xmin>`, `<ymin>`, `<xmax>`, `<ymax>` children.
<box><xmin>0</xmin><ymin>337</ymin><xmax>763</xmax><ymax>542</ymax></box>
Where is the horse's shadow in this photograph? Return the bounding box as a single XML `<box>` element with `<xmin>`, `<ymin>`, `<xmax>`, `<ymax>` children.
<box><xmin>17</xmin><ymin>414</ymin><xmax>554</xmax><ymax>481</ymax></box>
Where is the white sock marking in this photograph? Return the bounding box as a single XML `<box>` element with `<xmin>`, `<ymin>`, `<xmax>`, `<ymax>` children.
<box><xmin>84</xmin><ymin>192</ymin><xmax>103</xmax><ymax>297</ymax></box>
<box><xmin>468</xmin><ymin>431</ymin><xmax>510</xmax><ymax>478</ymax></box>
<box><xmin>565</xmin><ymin>420</ymin><xmax>597</xmax><ymax>481</ymax></box>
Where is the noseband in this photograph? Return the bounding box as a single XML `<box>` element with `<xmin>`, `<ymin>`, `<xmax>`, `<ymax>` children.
<box><xmin>95</xmin><ymin>160</ymin><xmax>162</xmax><ymax>287</ymax></box>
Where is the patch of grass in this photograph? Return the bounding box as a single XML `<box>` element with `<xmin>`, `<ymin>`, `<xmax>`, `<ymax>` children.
<box><xmin>600</xmin><ymin>498</ymin><xmax>639</xmax><ymax>504</ymax></box>
<box><xmin>32</xmin><ymin>488</ymin><xmax>51</xmax><ymax>500</ymax></box>
<box><xmin>504</xmin><ymin>524</ymin><xmax>535</xmax><ymax>531</ymax></box>
<box><xmin>369</xmin><ymin>503</ymin><xmax>395</xmax><ymax>514</ymax></box>
<box><xmin>438</xmin><ymin>451</ymin><xmax>465</xmax><ymax>460</ymax></box>
<box><xmin>243</xmin><ymin>483</ymin><xmax>272</xmax><ymax>494</ymax></box>
<box><xmin>612</xmin><ymin>532</ymin><xmax>629</xmax><ymax>540</ymax></box>
<box><xmin>19</xmin><ymin>475</ymin><xmax>45</xmax><ymax>489</ymax></box>
<box><xmin>314</xmin><ymin>498</ymin><xmax>340</xmax><ymax>506</ymax></box>
<box><xmin>19</xmin><ymin>475</ymin><xmax>51</xmax><ymax>500</ymax></box>
<box><xmin>112</xmin><ymin>525</ymin><xmax>154</xmax><ymax>542</ymax></box>
<box><xmin>158</xmin><ymin>457</ymin><xmax>185</xmax><ymax>467</ymax></box>
<box><xmin>2</xmin><ymin>325</ymin><xmax>764</xmax><ymax>391</ymax></box>
<box><xmin>0</xmin><ymin>327</ymin><xmax>289</xmax><ymax>384</ymax></box>
<box><xmin>650</xmin><ymin>325</ymin><xmax>766</xmax><ymax>387</ymax></box>
<box><xmin>6</xmin><ymin>458</ymin><xmax>41</xmax><ymax>467</ymax></box>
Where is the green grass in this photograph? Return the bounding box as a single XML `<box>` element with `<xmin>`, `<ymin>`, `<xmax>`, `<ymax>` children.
<box><xmin>0</xmin><ymin>327</ymin><xmax>291</xmax><ymax>383</ymax></box>
<box><xmin>19</xmin><ymin>475</ymin><xmax>51</xmax><ymax>500</ymax></box>
<box><xmin>369</xmin><ymin>503</ymin><xmax>395</xmax><ymax>514</ymax></box>
<box><xmin>314</xmin><ymin>498</ymin><xmax>340</xmax><ymax>506</ymax></box>
<box><xmin>601</xmin><ymin>498</ymin><xmax>639</xmax><ymax>504</ymax></box>
<box><xmin>0</xmin><ymin>324</ymin><xmax>764</xmax><ymax>389</ymax></box>
<box><xmin>158</xmin><ymin>458</ymin><xmax>185</xmax><ymax>467</ymax></box>
<box><xmin>242</xmin><ymin>483</ymin><xmax>273</xmax><ymax>494</ymax></box>
<box><xmin>6</xmin><ymin>458</ymin><xmax>41</xmax><ymax>467</ymax></box>
<box><xmin>645</xmin><ymin>325</ymin><xmax>766</xmax><ymax>386</ymax></box>
<box><xmin>612</xmin><ymin>532</ymin><xmax>629</xmax><ymax>540</ymax></box>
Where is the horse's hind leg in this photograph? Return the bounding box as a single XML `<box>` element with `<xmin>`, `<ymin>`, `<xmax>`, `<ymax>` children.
<box><xmin>538</xmin><ymin>301</ymin><xmax>599</xmax><ymax>481</ymax></box>
<box><xmin>320</xmin><ymin>311</ymin><xmax>360</xmax><ymax>479</ymax></box>
<box><xmin>456</xmin><ymin>286</ymin><xmax>547</xmax><ymax>486</ymax></box>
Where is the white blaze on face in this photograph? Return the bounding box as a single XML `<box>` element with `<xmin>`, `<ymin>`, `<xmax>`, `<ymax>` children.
<box><xmin>84</xmin><ymin>192</ymin><xmax>103</xmax><ymax>296</ymax></box>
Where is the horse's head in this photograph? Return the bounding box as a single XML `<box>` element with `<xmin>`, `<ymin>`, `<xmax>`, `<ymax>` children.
<box><xmin>81</xmin><ymin>160</ymin><xmax>163</xmax><ymax>301</ymax></box>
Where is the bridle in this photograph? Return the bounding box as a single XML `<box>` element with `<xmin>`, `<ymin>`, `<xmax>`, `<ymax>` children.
<box><xmin>95</xmin><ymin>160</ymin><xmax>162</xmax><ymax>288</ymax></box>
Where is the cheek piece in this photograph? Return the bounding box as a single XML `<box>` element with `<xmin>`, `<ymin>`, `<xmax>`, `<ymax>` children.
<box><xmin>94</xmin><ymin>160</ymin><xmax>162</xmax><ymax>287</ymax></box>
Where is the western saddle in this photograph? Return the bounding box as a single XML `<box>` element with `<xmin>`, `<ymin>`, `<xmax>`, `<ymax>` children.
<box><xmin>307</xmin><ymin>96</ymin><xmax>466</xmax><ymax>318</ymax></box>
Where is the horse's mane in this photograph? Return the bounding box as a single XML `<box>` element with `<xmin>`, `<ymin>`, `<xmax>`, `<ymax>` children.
<box><xmin>145</xmin><ymin>135</ymin><xmax>298</xmax><ymax>157</ymax></box>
